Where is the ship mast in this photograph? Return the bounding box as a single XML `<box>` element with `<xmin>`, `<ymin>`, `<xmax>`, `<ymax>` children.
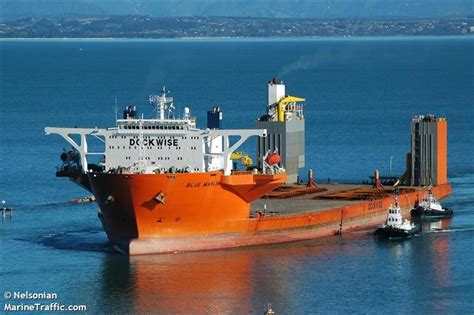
<box><xmin>149</xmin><ymin>86</ymin><xmax>174</xmax><ymax>121</ymax></box>
<box><xmin>137</xmin><ymin>114</ymin><xmax>146</xmax><ymax>173</ymax></box>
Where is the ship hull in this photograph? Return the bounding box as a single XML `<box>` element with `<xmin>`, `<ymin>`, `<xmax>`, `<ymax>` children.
<box><xmin>87</xmin><ymin>171</ymin><xmax>451</xmax><ymax>254</ymax></box>
<box><xmin>410</xmin><ymin>206</ymin><xmax>453</xmax><ymax>218</ymax></box>
<box><xmin>88</xmin><ymin>171</ymin><xmax>287</xmax><ymax>251</ymax></box>
<box><xmin>374</xmin><ymin>225</ymin><xmax>421</xmax><ymax>239</ymax></box>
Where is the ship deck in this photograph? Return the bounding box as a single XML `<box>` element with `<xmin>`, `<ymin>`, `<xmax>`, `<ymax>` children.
<box><xmin>251</xmin><ymin>183</ymin><xmax>413</xmax><ymax>217</ymax></box>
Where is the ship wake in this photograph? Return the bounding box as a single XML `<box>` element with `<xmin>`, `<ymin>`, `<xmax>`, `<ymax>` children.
<box><xmin>32</xmin><ymin>228</ymin><xmax>114</xmax><ymax>253</ymax></box>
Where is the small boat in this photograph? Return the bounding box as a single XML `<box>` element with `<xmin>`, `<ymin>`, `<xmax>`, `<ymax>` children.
<box><xmin>264</xmin><ymin>303</ymin><xmax>275</xmax><ymax>315</ymax></box>
<box><xmin>411</xmin><ymin>186</ymin><xmax>453</xmax><ymax>218</ymax></box>
<box><xmin>69</xmin><ymin>196</ymin><xmax>96</xmax><ymax>204</ymax></box>
<box><xmin>375</xmin><ymin>189</ymin><xmax>421</xmax><ymax>239</ymax></box>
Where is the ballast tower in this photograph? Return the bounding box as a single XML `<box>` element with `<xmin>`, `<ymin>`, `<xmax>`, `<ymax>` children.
<box><xmin>256</xmin><ymin>78</ymin><xmax>306</xmax><ymax>183</ymax></box>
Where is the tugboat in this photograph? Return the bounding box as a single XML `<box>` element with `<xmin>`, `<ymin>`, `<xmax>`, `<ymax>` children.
<box><xmin>411</xmin><ymin>186</ymin><xmax>453</xmax><ymax>218</ymax></box>
<box><xmin>375</xmin><ymin>189</ymin><xmax>421</xmax><ymax>239</ymax></box>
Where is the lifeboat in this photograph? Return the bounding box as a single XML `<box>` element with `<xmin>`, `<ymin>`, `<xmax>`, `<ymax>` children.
<box><xmin>265</xmin><ymin>151</ymin><xmax>281</xmax><ymax>166</ymax></box>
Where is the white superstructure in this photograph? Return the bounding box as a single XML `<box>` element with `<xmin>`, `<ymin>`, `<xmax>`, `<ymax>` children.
<box><xmin>268</xmin><ymin>79</ymin><xmax>286</xmax><ymax>107</ymax></box>
<box><xmin>417</xmin><ymin>186</ymin><xmax>444</xmax><ymax>212</ymax></box>
<box><xmin>45</xmin><ymin>88</ymin><xmax>268</xmax><ymax>176</ymax></box>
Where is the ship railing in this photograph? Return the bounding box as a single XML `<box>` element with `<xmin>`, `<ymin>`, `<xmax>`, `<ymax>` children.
<box><xmin>116</xmin><ymin>118</ymin><xmax>195</xmax><ymax>125</ymax></box>
<box><xmin>231</xmin><ymin>170</ymin><xmax>259</xmax><ymax>175</ymax></box>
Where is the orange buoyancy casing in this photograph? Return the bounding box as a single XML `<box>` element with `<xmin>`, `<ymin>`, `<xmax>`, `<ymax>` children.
<box><xmin>89</xmin><ymin>172</ymin><xmax>287</xmax><ymax>243</ymax></box>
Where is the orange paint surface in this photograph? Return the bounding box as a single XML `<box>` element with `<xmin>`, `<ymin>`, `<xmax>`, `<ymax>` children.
<box><xmin>89</xmin><ymin>169</ymin><xmax>451</xmax><ymax>255</ymax></box>
<box><xmin>436</xmin><ymin>120</ymin><xmax>448</xmax><ymax>185</ymax></box>
<box><xmin>89</xmin><ymin>172</ymin><xmax>286</xmax><ymax>241</ymax></box>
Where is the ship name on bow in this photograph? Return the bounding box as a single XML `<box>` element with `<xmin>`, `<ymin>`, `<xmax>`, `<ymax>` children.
<box><xmin>186</xmin><ymin>182</ymin><xmax>219</xmax><ymax>188</ymax></box>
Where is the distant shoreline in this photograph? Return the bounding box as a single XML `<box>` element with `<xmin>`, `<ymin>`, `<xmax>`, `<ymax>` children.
<box><xmin>1</xmin><ymin>34</ymin><xmax>473</xmax><ymax>41</ymax></box>
<box><xmin>2</xmin><ymin>16</ymin><xmax>472</xmax><ymax>39</ymax></box>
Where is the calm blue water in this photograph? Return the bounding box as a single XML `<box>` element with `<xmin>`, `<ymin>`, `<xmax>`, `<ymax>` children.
<box><xmin>1</xmin><ymin>37</ymin><xmax>473</xmax><ymax>314</ymax></box>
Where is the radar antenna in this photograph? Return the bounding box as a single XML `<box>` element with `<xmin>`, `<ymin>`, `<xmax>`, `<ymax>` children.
<box><xmin>149</xmin><ymin>86</ymin><xmax>174</xmax><ymax>121</ymax></box>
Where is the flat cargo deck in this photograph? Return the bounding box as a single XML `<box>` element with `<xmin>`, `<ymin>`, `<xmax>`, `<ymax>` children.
<box><xmin>251</xmin><ymin>184</ymin><xmax>359</xmax><ymax>216</ymax></box>
<box><xmin>251</xmin><ymin>184</ymin><xmax>422</xmax><ymax>216</ymax></box>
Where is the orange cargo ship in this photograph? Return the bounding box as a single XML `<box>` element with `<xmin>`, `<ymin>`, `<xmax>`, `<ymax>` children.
<box><xmin>45</xmin><ymin>82</ymin><xmax>451</xmax><ymax>255</ymax></box>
